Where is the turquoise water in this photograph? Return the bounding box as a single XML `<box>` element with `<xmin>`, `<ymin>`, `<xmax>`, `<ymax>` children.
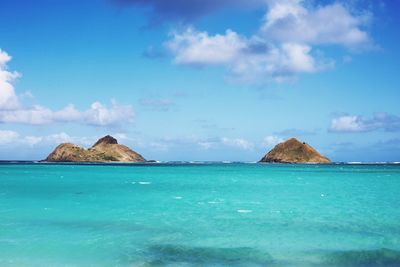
<box><xmin>1</xmin><ymin>163</ymin><xmax>400</xmax><ymax>267</ymax></box>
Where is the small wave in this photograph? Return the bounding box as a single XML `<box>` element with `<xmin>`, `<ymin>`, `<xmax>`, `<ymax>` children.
<box><xmin>237</xmin><ymin>209</ymin><xmax>253</xmax><ymax>213</ymax></box>
<box><xmin>139</xmin><ymin>182</ymin><xmax>151</xmax><ymax>185</ymax></box>
<box><xmin>345</xmin><ymin>162</ymin><xmax>400</xmax><ymax>165</ymax></box>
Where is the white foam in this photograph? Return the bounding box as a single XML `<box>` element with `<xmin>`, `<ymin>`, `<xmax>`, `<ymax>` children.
<box><xmin>174</xmin><ymin>196</ymin><xmax>183</xmax><ymax>200</ymax></box>
<box><xmin>139</xmin><ymin>182</ymin><xmax>151</xmax><ymax>185</ymax></box>
<box><xmin>321</xmin><ymin>194</ymin><xmax>325</xmax><ymax>197</ymax></box>
<box><xmin>237</xmin><ymin>209</ymin><xmax>253</xmax><ymax>213</ymax></box>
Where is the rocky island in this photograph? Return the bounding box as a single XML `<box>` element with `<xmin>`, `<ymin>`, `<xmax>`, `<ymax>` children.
<box><xmin>45</xmin><ymin>135</ymin><xmax>146</xmax><ymax>163</ymax></box>
<box><xmin>259</xmin><ymin>138</ymin><xmax>331</xmax><ymax>164</ymax></box>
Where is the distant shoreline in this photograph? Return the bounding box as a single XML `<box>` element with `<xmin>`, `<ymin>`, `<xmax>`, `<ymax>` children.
<box><xmin>0</xmin><ymin>161</ymin><xmax>399</xmax><ymax>166</ymax></box>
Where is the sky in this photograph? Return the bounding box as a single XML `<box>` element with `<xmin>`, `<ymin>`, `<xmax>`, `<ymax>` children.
<box><xmin>0</xmin><ymin>0</ymin><xmax>399</xmax><ymax>162</ymax></box>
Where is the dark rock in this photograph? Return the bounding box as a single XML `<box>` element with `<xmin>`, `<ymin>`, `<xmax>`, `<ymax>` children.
<box><xmin>92</xmin><ymin>135</ymin><xmax>118</xmax><ymax>146</ymax></box>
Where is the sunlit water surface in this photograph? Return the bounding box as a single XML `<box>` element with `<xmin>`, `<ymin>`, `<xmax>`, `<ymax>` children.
<box><xmin>1</xmin><ymin>163</ymin><xmax>400</xmax><ymax>266</ymax></box>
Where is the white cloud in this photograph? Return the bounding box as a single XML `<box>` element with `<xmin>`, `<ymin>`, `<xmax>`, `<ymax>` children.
<box><xmin>231</xmin><ymin>41</ymin><xmax>333</xmax><ymax>82</ymax></box>
<box><xmin>167</xmin><ymin>28</ymin><xmax>247</xmax><ymax>65</ymax></box>
<box><xmin>52</xmin><ymin>104</ymin><xmax>82</xmax><ymax>122</ymax></box>
<box><xmin>329</xmin><ymin>113</ymin><xmax>400</xmax><ymax>133</ymax></box>
<box><xmin>167</xmin><ymin>28</ymin><xmax>330</xmax><ymax>82</ymax></box>
<box><xmin>113</xmin><ymin>132</ymin><xmax>128</xmax><ymax>140</ymax></box>
<box><xmin>0</xmin><ymin>130</ymin><xmax>20</xmax><ymax>144</ymax></box>
<box><xmin>262</xmin><ymin>0</ymin><xmax>370</xmax><ymax>48</ymax></box>
<box><xmin>45</xmin><ymin>132</ymin><xmax>74</xmax><ymax>144</ymax></box>
<box><xmin>197</xmin><ymin>141</ymin><xmax>214</xmax><ymax>150</ymax></box>
<box><xmin>0</xmin><ymin>131</ymin><xmax>99</xmax><ymax>147</ymax></box>
<box><xmin>0</xmin><ymin>101</ymin><xmax>134</xmax><ymax>126</ymax></box>
<box><xmin>23</xmin><ymin>136</ymin><xmax>43</xmax><ymax>146</ymax></box>
<box><xmin>0</xmin><ymin>49</ymin><xmax>20</xmax><ymax>110</ymax></box>
<box><xmin>0</xmin><ymin>49</ymin><xmax>134</xmax><ymax>126</ymax></box>
<box><xmin>221</xmin><ymin>137</ymin><xmax>254</xmax><ymax>150</ymax></box>
<box><xmin>262</xmin><ymin>135</ymin><xmax>283</xmax><ymax>147</ymax></box>
<box><xmin>166</xmin><ymin>0</ymin><xmax>371</xmax><ymax>83</ymax></box>
<box><xmin>0</xmin><ymin>105</ymin><xmax>54</xmax><ymax>124</ymax></box>
<box><xmin>44</xmin><ymin>132</ymin><xmax>97</xmax><ymax>146</ymax></box>
<box><xmin>0</xmin><ymin>130</ymin><xmax>42</xmax><ymax>146</ymax></box>
<box><xmin>84</xmin><ymin>101</ymin><xmax>134</xmax><ymax>126</ymax></box>
<box><xmin>46</xmin><ymin>133</ymin><xmax>99</xmax><ymax>146</ymax></box>
<box><xmin>330</xmin><ymin>115</ymin><xmax>366</xmax><ymax>132</ymax></box>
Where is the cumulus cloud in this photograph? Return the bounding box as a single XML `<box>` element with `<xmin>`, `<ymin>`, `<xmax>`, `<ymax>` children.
<box><xmin>166</xmin><ymin>0</ymin><xmax>371</xmax><ymax>83</ymax></box>
<box><xmin>167</xmin><ymin>28</ymin><xmax>247</xmax><ymax>66</ymax></box>
<box><xmin>0</xmin><ymin>49</ymin><xmax>20</xmax><ymax>110</ymax></box>
<box><xmin>231</xmin><ymin>41</ymin><xmax>332</xmax><ymax>82</ymax></box>
<box><xmin>221</xmin><ymin>137</ymin><xmax>254</xmax><ymax>150</ymax></box>
<box><xmin>0</xmin><ymin>130</ymin><xmax>43</xmax><ymax>146</ymax></box>
<box><xmin>261</xmin><ymin>0</ymin><xmax>371</xmax><ymax>48</ymax></box>
<box><xmin>84</xmin><ymin>101</ymin><xmax>134</xmax><ymax>126</ymax></box>
<box><xmin>0</xmin><ymin>101</ymin><xmax>134</xmax><ymax>126</ymax></box>
<box><xmin>45</xmin><ymin>132</ymin><xmax>74</xmax><ymax>144</ymax></box>
<box><xmin>262</xmin><ymin>135</ymin><xmax>283</xmax><ymax>147</ymax></box>
<box><xmin>0</xmin><ymin>131</ymin><xmax>98</xmax><ymax>147</ymax></box>
<box><xmin>167</xmin><ymin>28</ymin><xmax>332</xmax><ymax>82</ymax></box>
<box><xmin>0</xmin><ymin>130</ymin><xmax>20</xmax><ymax>144</ymax></box>
<box><xmin>0</xmin><ymin>49</ymin><xmax>134</xmax><ymax>126</ymax></box>
<box><xmin>330</xmin><ymin>113</ymin><xmax>400</xmax><ymax>132</ymax></box>
<box><xmin>0</xmin><ymin>106</ymin><xmax>52</xmax><ymax>124</ymax></box>
<box><xmin>330</xmin><ymin>115</ymin><xmax>366</xmax><ymax>132</ymax></box>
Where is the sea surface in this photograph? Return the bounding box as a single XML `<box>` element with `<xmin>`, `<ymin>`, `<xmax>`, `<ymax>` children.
<box><xmin>0</xmin><ymin>163</ymin><xmax>400</xmax><ymax>267</ymax></box>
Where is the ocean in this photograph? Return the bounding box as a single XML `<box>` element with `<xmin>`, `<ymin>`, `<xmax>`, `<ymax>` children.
<box><xmin>0</xmin><ymin>163</ymin><xmax>399</xmax><ymax>266</ymax></box>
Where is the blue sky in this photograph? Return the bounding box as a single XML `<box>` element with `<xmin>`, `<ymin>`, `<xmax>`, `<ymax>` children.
<box><xmin>0</xmin><ymin>0</ymin><xmax>399</xmax><ymax>162</ymax></box>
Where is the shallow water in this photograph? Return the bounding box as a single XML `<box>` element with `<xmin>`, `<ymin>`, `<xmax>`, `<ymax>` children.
<box><xmin>0</xmin><ymin>163</ymin><xmax>399</xmax><ymax>266</ymax></box>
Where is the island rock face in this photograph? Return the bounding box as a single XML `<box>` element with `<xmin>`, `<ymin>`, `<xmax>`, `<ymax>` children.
<box><xmin>259</xmin><ymin>138</ymin><xmax>331</xmax><ymax>164</ymax></box>
<box><xmin>45</xmin><ymin>135</ymin><xmax>146</xmax><ymax>163</ymax></box>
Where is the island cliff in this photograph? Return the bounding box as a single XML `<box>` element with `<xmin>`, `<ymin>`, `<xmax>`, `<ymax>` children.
<box><xmin>45</xmin><ymin>135</ymin><xmax>146</xmax><ymax>163</ymax></box>
<box><xmin>259</xmin><ymin>138</ymin><xmax>331</xmax><ymax>164</ymax></box>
